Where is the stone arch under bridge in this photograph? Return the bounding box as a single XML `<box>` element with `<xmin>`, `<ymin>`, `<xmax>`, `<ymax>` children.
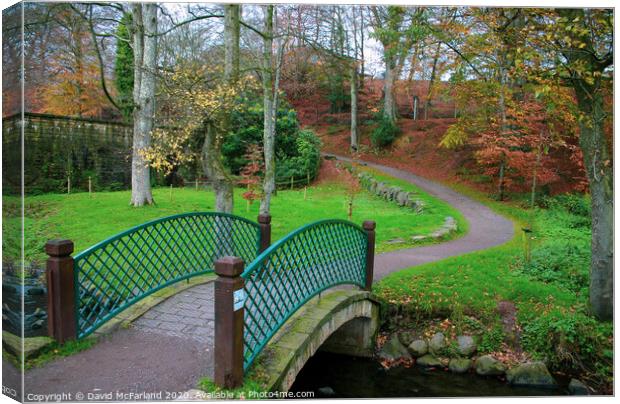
<box><xmin>255</xmin><ymin>290</ymin><xmax>380</xmax><ymax>392</ymax></box>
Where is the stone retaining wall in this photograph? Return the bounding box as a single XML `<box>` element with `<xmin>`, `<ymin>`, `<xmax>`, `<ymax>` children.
<box><xmin>2</xmin><ymin>112</ymin><xmax>133</xmax><ymax>194</ymax></box>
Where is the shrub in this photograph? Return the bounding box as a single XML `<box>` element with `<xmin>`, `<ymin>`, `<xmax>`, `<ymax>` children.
<box><xmin>520</xmin><ymin>308</ymin><xmax>612</xmax><ymax>374</ymax></box>
<box><xmin>275</xmin><ymin>129</ymin><xmax>322</xmax><ymax>182</ymax></box>
<box><xmin>371</xmin><ymin>118</ymin><xmax>400</xmax><ymax>148</ymax></box>
<box><xmin>540</xmin><ymin>194</ymin><xmax>591</xmax><ymax>228</ymax></box>
<box><xmin>519</xmin><ymin>241</ymin><xmax>590</xmax><ymax>294</ymax></box>
<box><xmin>222</xmin><ymin>100</ymin><xmax>300</xmax><ymax>175</ymax></box>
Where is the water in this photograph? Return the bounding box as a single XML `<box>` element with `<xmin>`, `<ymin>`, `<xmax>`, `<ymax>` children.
<box><xmin>2</xmin><ymin>266</ymin><xmax>48</xmax><ymax>337</ymax></box>
<box><xmin>289</xmin><ymin>352</ymin><xmax>569</xmax><ymax>398</ymax></box>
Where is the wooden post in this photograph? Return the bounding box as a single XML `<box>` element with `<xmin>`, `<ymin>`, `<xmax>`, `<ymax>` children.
<box><xmin>67</xmin><ymin>176</ymin><xmax>71</xmax><ymax>194</ymax></box>
<box><xmin>45</xmin><ymin>240</ymin><xmax>77</xmax><ymax>343</ymax></box>
<box><xmin>195</xmin><ymin>179</ymin><xmax>198</xmax><ymax>191</ymax></box>
<box><xmin>214</xmin><ymin>257</ymin><xmax>245</xmax><ymax>389</ymax></box>
<box><xmin>88</xmin><ymin>176</ymin><xmax>92</xmax><ymax>198</ymax></box>
<box><xmin>362</xmin><ymin>221</ymin><xmax>376</xmax><ymax>291</ymax></box>
<box><xmin>258</xmin><ymin>214</ymin><xmax>271</xmax><ymax>253</ymax></box>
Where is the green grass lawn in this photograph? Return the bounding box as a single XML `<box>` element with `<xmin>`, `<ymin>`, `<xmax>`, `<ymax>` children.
<box><xmin>3</xmin><ymin>174</ymin><xmax>462</xmax><ymax>264</ymax></box>
<box><xmin>374</xmin><ymin>186</ymin><xmax>612</xmax><ymax>390</ymax></box>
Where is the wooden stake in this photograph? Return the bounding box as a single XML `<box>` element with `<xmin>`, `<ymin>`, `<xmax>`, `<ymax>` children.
<box><xmin>196</xmin><ymin>179</ymin><xmax>198</xmax><ymax>191</ymax></box>
<box><xmin>88</xmin><ymin>176</ymin><xmax>92</xmax><ymax>198</ymax></box>
<box><xmin>67</xmin><ymin>177</ymin><xmax>71</xmax><ymax>194</ymax></box>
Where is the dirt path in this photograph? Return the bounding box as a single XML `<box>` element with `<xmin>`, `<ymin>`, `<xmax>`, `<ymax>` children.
<box><xmin>327</xmin><ymin>155</ymin><xmax>515</xmax><ymax>281</ymax></box>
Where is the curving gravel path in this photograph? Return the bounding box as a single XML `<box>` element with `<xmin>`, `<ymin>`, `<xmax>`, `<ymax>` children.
<box><xmin>326</xmin><ymin>154</ymin><xmax>515</xmax><ymax>281</ymax></box>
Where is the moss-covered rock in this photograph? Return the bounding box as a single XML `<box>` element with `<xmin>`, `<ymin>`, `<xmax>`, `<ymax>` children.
<box><xmin>2</xmin><ymin>331</ymin><xmax>54</xmax><ymax>360</ymax></box>
<box><xmin>475</xmin><ymin>355</ymin><xmax>506</xmax><ymax>376</ymax></box>
<box><xmin>448</xmin><ymin>358</ymin><xmax>472</xmax><ymax>374</ymax></box>
<box><xmin>416</xmin><ymin>354</ymin><xmax>442</xmax><ymax>368</ymax></box>
<box><xmin>378</xmin><ymin>336</ymin><xmax>411</xmax><ymax>361</ymax></box>
<box><xmin>456</xmin><ymin>335</ymin><xmax>477</xmax><ymax>357</ymax></box>
<box><xmin>428</xmin><ymin>332</ymin><xmax>446</xmax><ymax>355</ymax></box>
<box><xmin>506</xmin><ymin>362</ymin><xmax>556</xmax><ymax>387</ymax></box>
<box><xmin>398</xmin><ymin>331</ymin><xmax>416</xmax><ymax>347</ymax></box>
<box><xmin>407</xmin><ymin>339</ymin><xmax>428</xmax><ymax>357</ymax></box>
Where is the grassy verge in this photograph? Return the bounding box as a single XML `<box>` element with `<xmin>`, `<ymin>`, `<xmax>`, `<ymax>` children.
<box><xmin>374</xmin><ymin>186</ymin><xmax>612</xmax><ymax>392</ymax></box>
<box><xmin>197</xmin><ymin>375</ymin><xmax>267</xmax><ymax>400</ymax></box>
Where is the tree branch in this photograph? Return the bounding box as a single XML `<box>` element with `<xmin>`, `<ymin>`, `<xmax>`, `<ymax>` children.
<box><xmin>71</xmin><ymin>4</ymin><xmax>122</xmax><ymax>112</ymax></box>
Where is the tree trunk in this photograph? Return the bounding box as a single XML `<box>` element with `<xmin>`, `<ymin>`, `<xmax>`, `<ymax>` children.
<box><xmin>224</xmin><ymin>4</ymin><xmax>240</xmax><ymax>83</ymax></box>
<box><xmin>202</xmin><ymin>4</ymin><xmax>240</xmax><ymax>214</ymax></box>
<box><xmin>406</xmin><ymin>42</ymin><xmax>420</xmax><ymax>82</ymax></box>
<box><xmin>130</xmin><ymin>3</ymin><xmax>155</xmax><ymax>207</ymax></box>
<box><xmin>260</xmin><ymin>5</ymin><xmax>276</xmax><ymax>215</ymax></box>
<box><xmin>358</xmin><ymin>7</ymin><xmax>365</xmax><ymax>90</ymax></box>
<box><xmin>577</xmin><ymin>90</ymin><xmax>613</xmax><ymax>321</ymax></box>
<box><xmin>424</xmin><ymin>41</ymin><xmax>442</xmax><ymax>120</ymax></box>
<box><xmin>383</xmin><ymin>55</ymin><xmax>397</xmax><ymax>123</ymax></box>
<box><xmin>497</xmin><ymin>159</ymin><xmax>505</xmax><ymax>201</ymax></box>
<box><xmin>202</xmin><ymin>123</ymin><xmax>233</xmax><ymax>258</ymax></box>
<box><xmin>496</xmin><ymin>49</ymin><xmax>508</xmax><ymax>202</ymax></box>
<box><xmin>350</xmin><ymin>62</ymin><xmax>358</xmax><ymax>151</ymax></box>
<box><xmin>202</xmin><ymin>123</ymin><xmax>234</xmax><ymax>213</ymax></box>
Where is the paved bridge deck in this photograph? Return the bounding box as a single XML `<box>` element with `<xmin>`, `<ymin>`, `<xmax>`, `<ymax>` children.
<box><xmin>133</xmin><ymin>283</ymin><xmax>215</xmax><ymax>344</ymax></box>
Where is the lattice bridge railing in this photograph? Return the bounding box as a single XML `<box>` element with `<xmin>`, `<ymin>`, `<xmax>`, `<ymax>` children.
<box><xmin>240</xmin><ymin>219</ymin><xmax>368</xmax><ymax>370</ymax></box>
<box><xmin>73</xmin><ymin>212</ymin><xmax>261</xmax><ymax>338</ymax></box>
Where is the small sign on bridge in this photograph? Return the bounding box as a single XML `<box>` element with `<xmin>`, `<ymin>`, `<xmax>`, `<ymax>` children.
<box><xmin>234</xmin><ymin>289</ymin><xmax>246</xmax><ymax>311</ymax></box>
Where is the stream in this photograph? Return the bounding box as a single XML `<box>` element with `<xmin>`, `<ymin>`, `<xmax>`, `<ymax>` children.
<box><xmin>289</xmin><ymin>352</ymin><xmax>570</xmax><ymax>398</ymax></box>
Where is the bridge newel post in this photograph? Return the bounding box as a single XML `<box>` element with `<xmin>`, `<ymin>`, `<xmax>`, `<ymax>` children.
<box><xmin>214</xmin><ymin>256</ymin><xmax>245</xmax><ymax>389</ymax></box>
<box><xmin>45</xmin><ymin>239</ymin><xmax>77</xmax><ymax>344</ymax></box>
<box><xmin>362</xmin><ymin>221</ymin><xmax>376</xmax><ymax>291</ymax></box>
<box><xmin>258</xmin><ymin>214</ymin><xmax>271</xmax><ymax>253</ymax></box>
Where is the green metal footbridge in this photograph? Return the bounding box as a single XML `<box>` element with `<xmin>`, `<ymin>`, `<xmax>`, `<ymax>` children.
<box><xmin>45</xmin><ymin>212</ymin><xmax>377</xmax><ymax>389</ymax></box>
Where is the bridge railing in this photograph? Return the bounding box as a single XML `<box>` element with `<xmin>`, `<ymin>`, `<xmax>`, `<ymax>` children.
<box><xmin>213</xmin><ymin>219</ymin><xmax>376</xmax><ymax>388</ymax></box>
<box><xmin>45</xmin><ymin>212</ymin><xmax>270</xmax><ymax>341</ymax></box>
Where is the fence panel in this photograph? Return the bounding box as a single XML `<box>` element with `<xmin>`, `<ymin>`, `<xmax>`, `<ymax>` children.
<box><xmin>240</xmin><ymin>219</ymin><xmax>367</xmax><ymax>369</ymax></box>
<box><xmin>73</xmin><ymin>212</ymin><xmax>260</xmax><ymax>338</ymax></box>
